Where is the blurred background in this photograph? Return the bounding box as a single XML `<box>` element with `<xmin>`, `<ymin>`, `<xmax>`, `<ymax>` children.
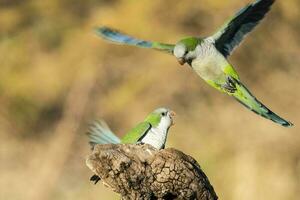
<box><xmin>0</xmin><ymin>0</ymin><xmax>299</xmax><ymax>199</ymax></box>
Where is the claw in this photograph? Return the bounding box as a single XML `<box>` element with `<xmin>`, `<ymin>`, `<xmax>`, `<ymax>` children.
<box><xmin>222</xmin><ymin>76</ymin><xmax>237</xmax><ymax>93</ymax></box>
<box><xmin>90</xmin><ymin>174</ymin><xmax>101</xmax><ymax>184</ymax></box>
<box><xmin>136</xmin><ymin>141</ymin><xmax>145</xmax><ymax>146</ymax></box>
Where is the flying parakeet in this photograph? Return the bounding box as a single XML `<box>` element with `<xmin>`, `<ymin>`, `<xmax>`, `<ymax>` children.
<box><xmin>87</xmin><ymin>107</ymin><xmax>176</xmax><ymax>184</ymax></box>
<box><xmin>95</xmin><ymin>0</ymin><xmax>293</xmax><ymax>127</ymax></box>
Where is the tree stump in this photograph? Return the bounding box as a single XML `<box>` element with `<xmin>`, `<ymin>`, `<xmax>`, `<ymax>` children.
<box><xmin>86</xmin><ymin>144</ymin><xmax>218</xmax><ymax>200</ymax></box>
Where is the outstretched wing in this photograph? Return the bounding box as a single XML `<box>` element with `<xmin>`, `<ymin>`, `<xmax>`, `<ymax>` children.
<box><xmin>213</xmin><ymin>0</ymin><xmax>275</xmax><ymax>57</ymax></box>
<box><xmin>121</xmin><ymin>122</ymin><xmax>151</xmax><ymax>144</ymax></box>
<box><xmin>95</xmin><ymin>26</ymin><xmax>175</xmax><ymax>54</ymax></box>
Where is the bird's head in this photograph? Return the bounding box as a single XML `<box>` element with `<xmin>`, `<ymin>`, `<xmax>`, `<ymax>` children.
<box><xmin>145</xmin><ymin>107</ymin><xmax>176</xmax><ymax>131</ymax></box>
<box><xmin>173</xmin><ymin>37</ymin><xmax>201</xmax><ymax>65</ymax></box>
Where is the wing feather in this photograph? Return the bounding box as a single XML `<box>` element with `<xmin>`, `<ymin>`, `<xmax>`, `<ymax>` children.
<box><xmin>213</xmin><ymin>0</ymin><xmax>275</xmax><ymax>57</ymax></box>
<box><xmin>121</xmin><ymin>122</ymin><xmax>151</xmax><ymax>144</ymax></box>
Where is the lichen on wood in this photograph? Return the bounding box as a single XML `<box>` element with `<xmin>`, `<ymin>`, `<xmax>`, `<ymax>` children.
<box><xmin>86</xmin><ymin>144</ymin><xmax>218</xmax><ymax>200</ymax></box>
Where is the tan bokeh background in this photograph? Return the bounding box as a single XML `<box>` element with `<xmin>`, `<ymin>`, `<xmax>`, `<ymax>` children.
<box><xmin>0</xmin><ymin>0</ymin><xmax>299</xmax><ymax>199</ymax></box>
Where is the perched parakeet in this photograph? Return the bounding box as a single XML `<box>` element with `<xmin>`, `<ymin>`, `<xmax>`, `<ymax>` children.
<box><xmin>87</xmin><ymin>107</ymin><xmax>176</xmax><ymax>184</ymax></box>
<box><xmin>95</xmin><ymin>0</ymin><xmax>293</xmax><ymax>127</ymax></box>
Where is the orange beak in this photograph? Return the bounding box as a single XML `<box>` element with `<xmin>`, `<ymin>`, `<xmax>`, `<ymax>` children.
<box><xmin>177</xmin><ymin>58</ymin><xmax>185</xmax><ymax>65</ymax></box>
<box><xmin>169</xmin><ymin>110</ymin><xmax>176</xmax><ymax>125</ymax></box>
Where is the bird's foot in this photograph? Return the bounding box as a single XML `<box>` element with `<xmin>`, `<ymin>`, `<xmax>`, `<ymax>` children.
<box><xmin>90</xmin><ymin>174</ymin><xmax>101</xmax><ymax>184</ymax></box>
<box><xmin>136</xmin><ymin>141</ymin><xmax>145</xmax><ymax>146</ymax></box>
<box><xmin>222</xmin><ymin>76</ymin><xmax>237</xmax><ymax>93</ymax></box>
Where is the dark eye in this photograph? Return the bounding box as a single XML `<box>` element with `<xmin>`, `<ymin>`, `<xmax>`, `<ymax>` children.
<box><xmin>161</xmin><ymin>112</ymin><xmax>166</xmax><ymax>116</ymax></box>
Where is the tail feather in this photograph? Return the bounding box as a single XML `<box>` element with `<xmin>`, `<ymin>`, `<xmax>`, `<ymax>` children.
<box><xmin>89</xmin><ymin>125</ymin><xmax>115</xmax><ymax>142</ymax></box>
<box><xmin>87</xmin><ymin>120</ymin><xmax>121</xmax><ymax>148</ymax></box>
<box><xmin>232</xmin><ymin>80</ymin><xmax>293</xmax><ymax>127</ymax></box>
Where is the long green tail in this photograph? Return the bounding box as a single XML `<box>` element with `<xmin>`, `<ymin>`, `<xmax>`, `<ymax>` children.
<box><xmin>232</xmin><ymin>80</ymin><xmax>293</xmax><ymax>127</ymax></box>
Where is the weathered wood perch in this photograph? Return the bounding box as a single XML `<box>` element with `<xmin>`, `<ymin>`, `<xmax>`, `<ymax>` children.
<box><xmin>86</xmin><ymin>144</ymin><xmax>218</xmax><ymax>200</ymax></box>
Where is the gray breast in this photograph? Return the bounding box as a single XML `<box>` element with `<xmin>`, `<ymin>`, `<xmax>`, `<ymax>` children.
<box><xmin>191</xmin><ymin>40</ymin><xmax>227</xmax><ymax>81</ymax></box>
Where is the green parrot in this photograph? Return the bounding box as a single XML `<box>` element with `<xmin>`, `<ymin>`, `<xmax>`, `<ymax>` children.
<box><xmin>95</xmin><ymin>0</ymin><xmax>293</xmax><ymax>127</ymax></box>
<box><xmin>87</xmin><ymin>107</ymin><xmax>176</xmax><ymax>184</ymax></box>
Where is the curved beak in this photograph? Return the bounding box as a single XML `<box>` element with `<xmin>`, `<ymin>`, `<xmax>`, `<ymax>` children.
<box><xmin>169</xmin><ymin>110</ymin><xmax>176</xmax><ymax>126</ymax></box>
<box><xmin>177</xmin><ymin>58</ymin><xmax>186</xmax><ymax>65</ymax></box>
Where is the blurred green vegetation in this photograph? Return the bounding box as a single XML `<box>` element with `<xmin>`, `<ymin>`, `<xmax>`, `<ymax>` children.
<box><xmin>0</xmin><ymin>0</ymin><xmax>299</xmax><ymax>200</ymax></box>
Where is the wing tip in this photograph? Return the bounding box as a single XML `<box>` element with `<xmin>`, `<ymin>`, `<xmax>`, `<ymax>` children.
<box><xmin>280</xmin><ymin>120</ymin><xmax>294</xmax><ymax>128</ymax></box>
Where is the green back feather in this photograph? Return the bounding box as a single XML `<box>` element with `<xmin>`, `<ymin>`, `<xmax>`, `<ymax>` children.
<box><xmin>121</xmin><ymin>122</ymin><xmax>151</xmax><ymax>143</ymax></box>
<box><xmin>121</xmin><ymin>108</ymin><xmax>164</xmax><ymax>143</ymax></box>
<box><xmin>144</xmin><ymin>112</ymin><xmax>162</xmax><ymax>127</ymax></box>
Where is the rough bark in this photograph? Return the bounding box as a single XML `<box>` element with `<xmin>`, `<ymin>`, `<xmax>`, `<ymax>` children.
<box><xmin>86</xmin><ymin>144</ymin><xmax>218</xmax><ymax>200</ymax></box>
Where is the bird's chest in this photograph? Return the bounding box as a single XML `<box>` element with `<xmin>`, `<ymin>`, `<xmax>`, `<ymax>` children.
<box><xmin>141</xmin><ymin>128</ymin><xmax>166</xmax><ymax>149</ymax></box>
<box><xmin>191</xmin><ymin>44</ymin><xmax>226</xmax><ymax>81</ymax></box>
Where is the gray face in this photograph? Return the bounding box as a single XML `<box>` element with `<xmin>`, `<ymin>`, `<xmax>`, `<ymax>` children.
<box><xmin>153</xmin><ymin>107</ymin><xmax>176</xmax><ymax>127</ymax></box>
<box><xmin>173</xmin><ymin>43</ymin><xmax>187</xmax><ymax>59</ymax></box>
<box><xmin>153</xmin><ymin>107</ymin><xmax>169</xmax><ymax>115</ymax></box>
<box><xmin>173</xmin><ymin>43</ymin><xmax>188</xmax><ymax>65</ymax></box>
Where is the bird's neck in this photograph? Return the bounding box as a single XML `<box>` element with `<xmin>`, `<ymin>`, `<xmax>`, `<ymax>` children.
<box><xmin>187</xmin><ymin>38</ymin><xmax>216</xmax><ymax>64</ymax></box>
<box><xmin>141</xmin><ymin>127</ymin><xmax>168</xmax><ymax>149</ymax></box>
